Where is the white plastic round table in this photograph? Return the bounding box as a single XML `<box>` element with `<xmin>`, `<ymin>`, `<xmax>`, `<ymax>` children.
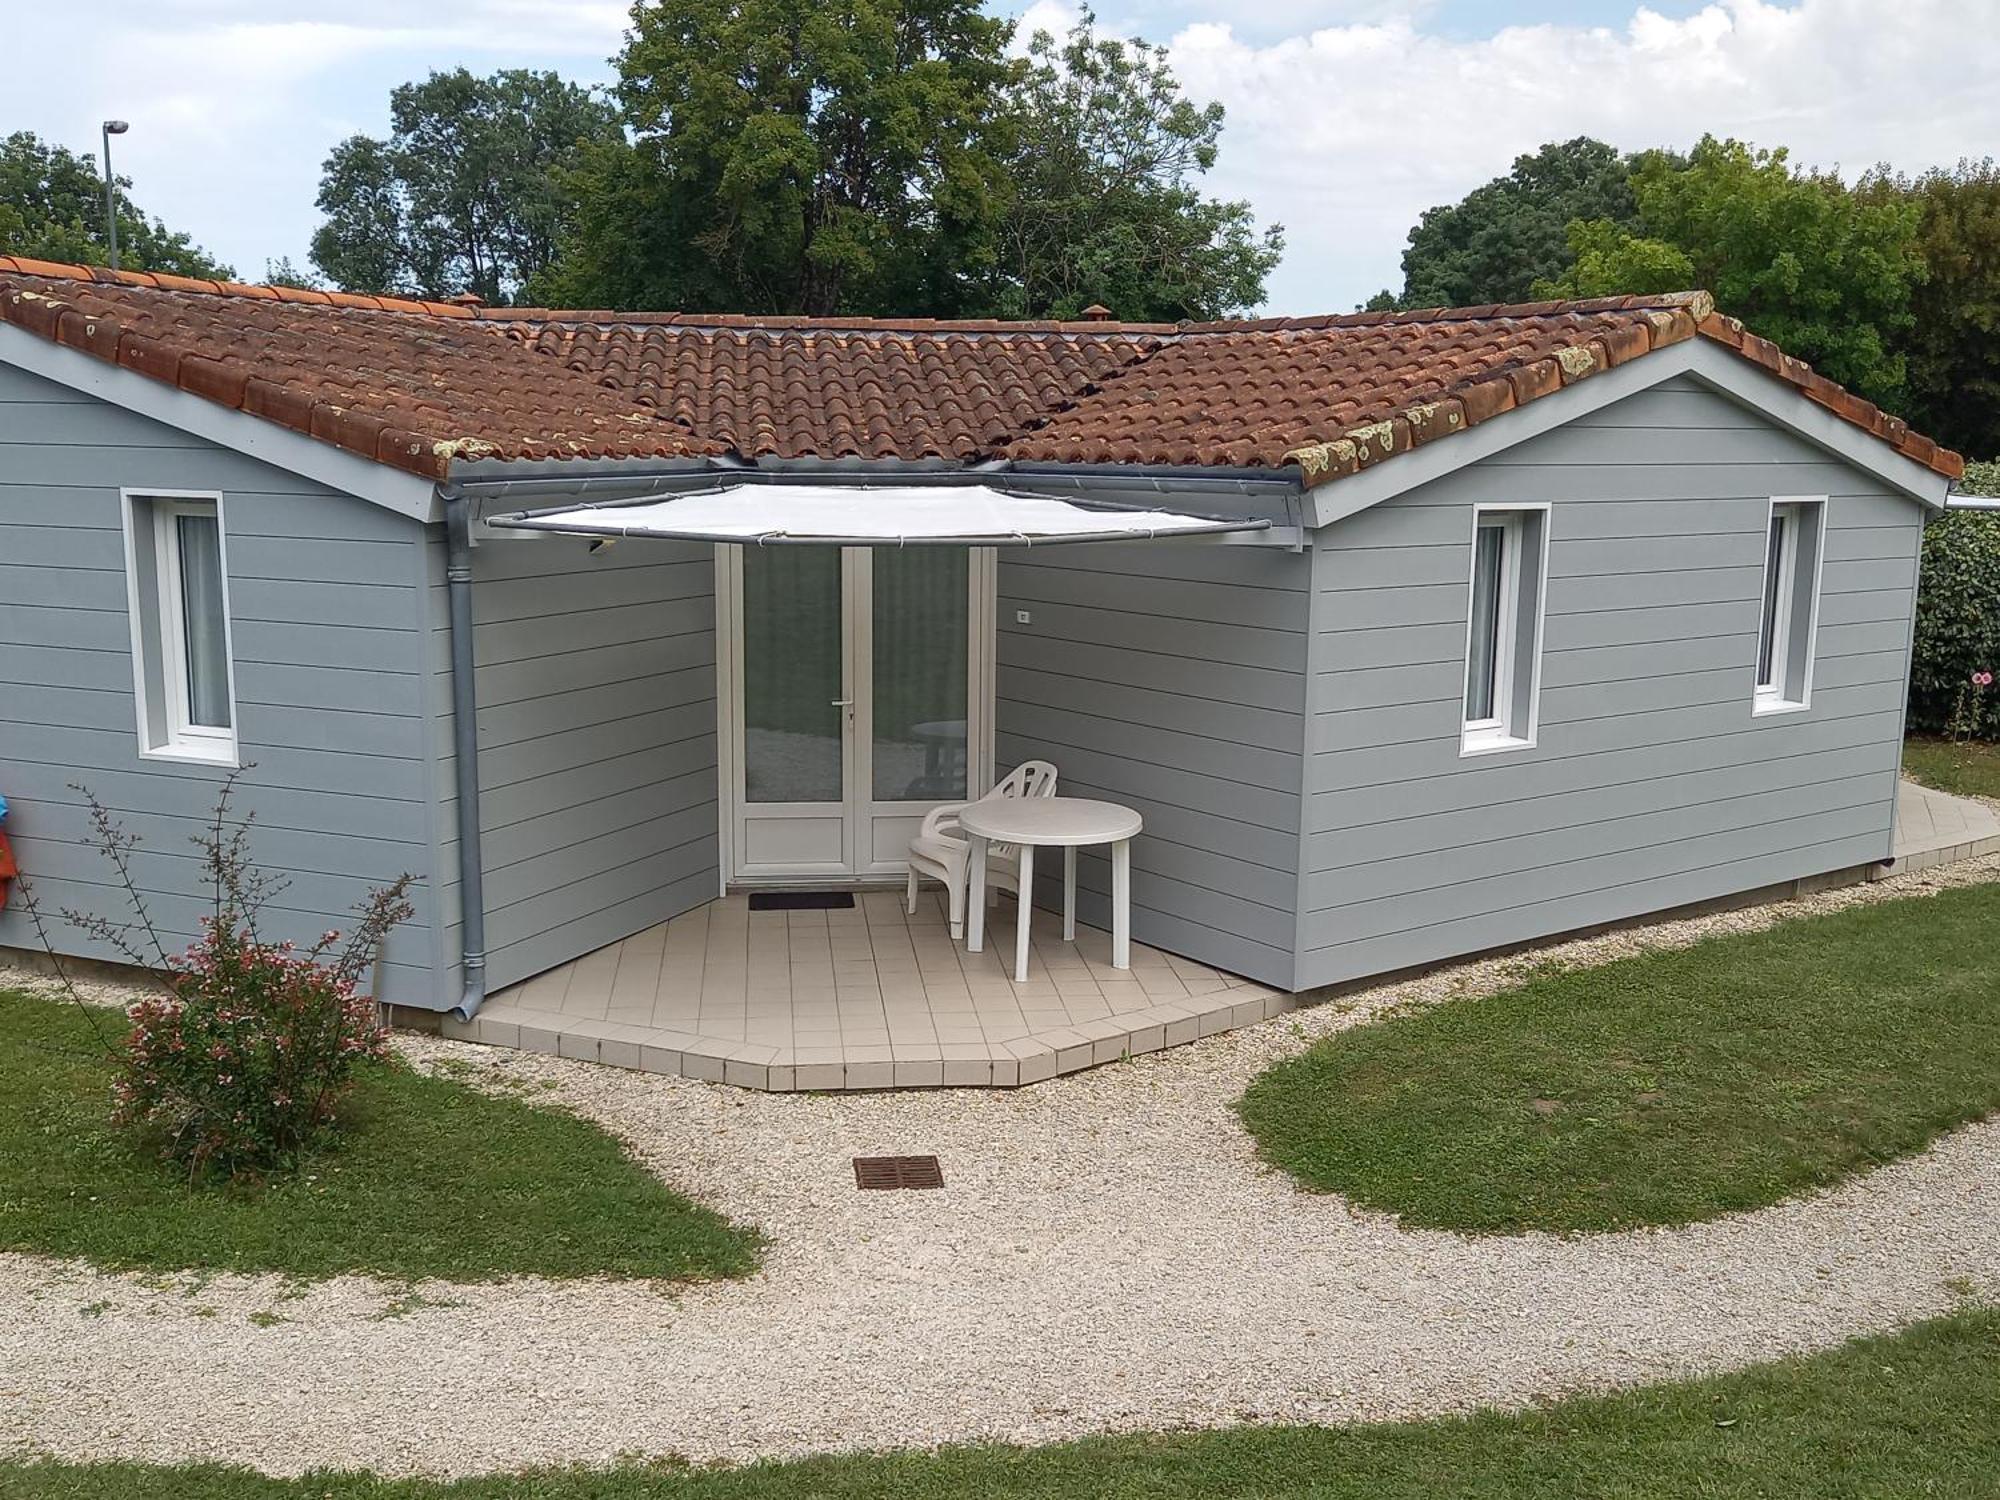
<box><xmin>959</xmin><ymin>797</ymin><xmax>1143</xmax><ymax>981</ymax></box>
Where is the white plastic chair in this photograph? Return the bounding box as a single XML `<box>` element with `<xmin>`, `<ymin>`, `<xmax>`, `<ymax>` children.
<box><xmin>905</xmin><ymin>760</ymin><xmax>1058</xmax><ymax>939</ymax></box>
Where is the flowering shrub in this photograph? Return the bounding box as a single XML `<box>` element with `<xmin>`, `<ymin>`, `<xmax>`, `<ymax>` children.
<box><xmin>1946</xmin><ymin>670</ymin><xmax>1996</xmax><ymax>751</ymax></box>
<box><xmin>15</xmin><ymin>774</ymin><xmax>414</xmax><ymax>1181</ymax></box>
<box><xmin>116</xmin><ymin>919</ymin><xmax>394</xmax><ymax>1177</ymax></box>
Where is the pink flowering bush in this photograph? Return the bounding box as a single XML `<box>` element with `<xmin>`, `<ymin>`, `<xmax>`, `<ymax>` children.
<box><xmin>115</xmin><ymin>919</ymin><xmax>396</xmax><ymax>1177</ymax></box>
<box><xmin>1947</xmin><ymin>669</ymin><xmax>1996</xmax><ymax>750</ymax></box>
<box><xmin>16</xmin><ymin>774</ymin><xmax>414</xmax><ymax>1180</ymax></box>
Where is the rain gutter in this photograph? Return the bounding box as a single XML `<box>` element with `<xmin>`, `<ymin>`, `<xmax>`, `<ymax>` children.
<box><xmin>441</xmin><ymin>483</ymin><xmax>489</xmax><ymax>1021</ymax></box>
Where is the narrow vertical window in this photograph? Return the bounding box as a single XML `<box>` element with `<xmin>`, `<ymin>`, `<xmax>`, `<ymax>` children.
<box><xmin>122</xmin><ymin>492</ymin><xmax>239</xmax><ymax>763</ymax></box>
<box><xmin>172</xmin><ymin>509</ymin><xmax>233</xmax><ymax>732</ymax></box>
<box><xmin>1461</xmin><ymin>506</ymin><xmax>1549</xmax><ymax>755</ymax></box>
<box><xmin>1464</xmin><ymin>517</ymin><xmax>1509</xmax><ymax>728</ymax></box>
<box><xmin>1753</xmin><ymin>497</ymin><xmax>1824</xmax><ymax>714</ymax></box>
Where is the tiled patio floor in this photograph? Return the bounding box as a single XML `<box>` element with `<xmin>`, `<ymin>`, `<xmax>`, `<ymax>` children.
<box><xmin>446</xmin><ymin>780</ymin><xmax>2000</xmax><ymax>1091</ymax></box>
<box><xmin>448</xmin><ymin>889</ymin><xmax>1288</xmax><ymax>1091</ymax></box>
<box><xmin>1887</xmin><ymin>779</ymin><xmax>2000</xmax><ymax>873</ymax></box>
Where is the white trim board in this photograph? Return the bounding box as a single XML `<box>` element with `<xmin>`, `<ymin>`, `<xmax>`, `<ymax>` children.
<box><xmin>0</xmin><ymin>323</ymin><xmax>439</xmax><ymax>521</ymax></box>
<box><xmin>1299</xmin><ymin>339</ymin><xmax>1953</xmax><ymax>529</ymax></box>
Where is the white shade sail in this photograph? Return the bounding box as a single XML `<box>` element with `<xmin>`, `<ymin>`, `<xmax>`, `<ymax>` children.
<box><xmin>486</xmin><ymin>482</ymin><xmax>1271</xmax><ymax>546</ymax></box>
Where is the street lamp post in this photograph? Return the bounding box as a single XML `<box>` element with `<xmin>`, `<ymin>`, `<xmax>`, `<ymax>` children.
<box><xmin>100</xmin><ymin>120</ymin><xmax>129</xmax><ymax>270</ymax></box>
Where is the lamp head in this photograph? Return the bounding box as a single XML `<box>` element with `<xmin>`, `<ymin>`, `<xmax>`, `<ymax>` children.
<box><xmin>103</xmin><ymin>120</ymin><xmax>129</xmax><ymax>135</ymax></box>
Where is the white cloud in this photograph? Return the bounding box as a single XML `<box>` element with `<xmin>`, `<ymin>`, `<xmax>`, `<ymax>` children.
<box><xmin>1168</xmin><ymin>0</ymin><xmax>2000</xmax><ymax>310</ymax></box>
<box><xmin>9</xmin><ymin>0</ymin><xmax>1995</xmax><ymax>308</ymax></box>
<box><xmin>13</xmin><ymin>1</ymin><xmax>629</xmax><ymax>280</ymax></box>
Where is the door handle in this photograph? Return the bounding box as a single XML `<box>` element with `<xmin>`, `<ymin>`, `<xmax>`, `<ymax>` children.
<box><xmin>829</xmin><ymin>699</ymin><xmax>853</xmax><ymax>707</ymax></box>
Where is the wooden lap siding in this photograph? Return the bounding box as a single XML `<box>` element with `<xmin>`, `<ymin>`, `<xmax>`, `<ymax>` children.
<box><xmin>1297</xmin><ymin>375</ymin><xmax>1923</xmax><ymax>990</ymax></box>
<box><xmin>0</xmin><ymin>363</ymin><xmax>445</xmax><ymax>1003</ymax></box>
<box><xmin>994</xmin><ymin>540</ymin><xmax>1310</xmax><ymax>990</ymax></box>
<box><xmin>428</xmin><ymin>534</ymin><xmax>719</xmax><ymax>994</ymax></box>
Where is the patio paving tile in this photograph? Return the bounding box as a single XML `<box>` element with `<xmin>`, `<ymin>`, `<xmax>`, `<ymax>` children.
<box><xmin>477</xmin><ymin>886</ymin><xmax>1300</xmax><ymax>1092</ymax></box>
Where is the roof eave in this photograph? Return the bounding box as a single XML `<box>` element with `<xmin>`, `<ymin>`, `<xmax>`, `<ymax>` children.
<box><xmin>0</xmin><ymin>320</ymin><xmax>440</xmax><ymax>521</ymax></box>
<box><xmin>1298</xmin><ymin>338</ymin><xmax>1953</xmax><ymax>529</ymax></box>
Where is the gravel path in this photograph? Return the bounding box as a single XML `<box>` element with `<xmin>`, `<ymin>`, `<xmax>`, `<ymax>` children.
<box><xmin>5</xmin><ymin>854</ymin><xmax>1999</xmax><ymax>1478</ymax></box>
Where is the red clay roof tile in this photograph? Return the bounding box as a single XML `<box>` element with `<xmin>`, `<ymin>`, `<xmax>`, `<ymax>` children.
<box><xmin>0</xmin><ymin>257</ymin><xmax>1961</xmax><ymax>486</ymax></box>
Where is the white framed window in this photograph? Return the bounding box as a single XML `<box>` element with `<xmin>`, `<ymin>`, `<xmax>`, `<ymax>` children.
<box><xmin>1461</xmin><ymin>503</ymin><xmax>1550</xmax><ymax>756</ymax></box>
<box><xmin>121</xmin><ymin>490</ymin><xmax>239</xmax><ymax>765</ymax></box>
<box><xmin>1752</xmin><ymin>496</ymin><xmax>1825</xmax><ymax>716</ymax></box>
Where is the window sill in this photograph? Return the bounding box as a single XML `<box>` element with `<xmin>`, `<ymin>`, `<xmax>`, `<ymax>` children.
<box><xmin>1460</xmin><ymin>730</ymin><xmax>1536</xmax><ymax>758</ymax></box>
<box><xmin>1751</xmin><ymin>698</ymin><xmax>1810</xmax><ymax>718</ymax></box>
<box><xmin>138</xmin><ymin>739</ymin><xmax>240</xmax><ymax>768</ymax></box>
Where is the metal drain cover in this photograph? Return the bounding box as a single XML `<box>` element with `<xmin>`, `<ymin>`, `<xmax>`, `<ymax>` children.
<box><xmin>853</xmin><ymin>1154</ymin><xmax>944</xmax><ymax>1190</ymax></box>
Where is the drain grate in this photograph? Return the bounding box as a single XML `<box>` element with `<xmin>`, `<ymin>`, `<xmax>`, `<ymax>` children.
<box><xmin>853</xmin><ymin>1154</ymin><xmax>944</xmax><ymax>1190</ymax></box>
<box><xmin>750</xmin><ymin>890</ymin><xmax>857</xmax><ymax>912</ymax></box>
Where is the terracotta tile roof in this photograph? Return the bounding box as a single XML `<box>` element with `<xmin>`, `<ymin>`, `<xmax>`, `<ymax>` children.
<box><xmin>509</xmin><ymin>319</ymin><xmax>1157</xmax><ymax>461</ymax></box>
<box><xmin>0</xmin><ymin>257</ymin><xmax>1962</xmax><ymax>487</ymax></box>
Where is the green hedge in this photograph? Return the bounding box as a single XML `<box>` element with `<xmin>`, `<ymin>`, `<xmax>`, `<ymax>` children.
<box><xmin>1910</xmin><ymin>459</ymin><xmax>2000</xmax><ymax>737</ymax></box>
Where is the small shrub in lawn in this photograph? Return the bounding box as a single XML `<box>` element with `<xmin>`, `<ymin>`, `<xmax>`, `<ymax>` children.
<box><xmin>15</xmin><ymin>774</ymin><xmax>413</xmax><ymax>1181</ymax></box>
<box><xmin>114</xmin><ymin>916</ymin><xmax>395</xmax><ymax>1179</ymax></box>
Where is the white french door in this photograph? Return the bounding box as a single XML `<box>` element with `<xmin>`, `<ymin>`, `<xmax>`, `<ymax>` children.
<box><xmin>718</xmin><ymin>545</ymin><xmax>995</xmax><ymax>884</ymax></box>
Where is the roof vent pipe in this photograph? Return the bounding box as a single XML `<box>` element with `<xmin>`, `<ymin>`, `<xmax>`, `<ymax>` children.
<box><xmin>1080</xmin><ymin>303</ymin><xmax>1113</xmax><ymax>322</ymax></box>
<box><xmin>449</xmin><ymin>292</ymin><xmax>487</xmax><ymax>309</ymax></box>
<box><xmin>442</xmin><ymin>485</ymin><xmax>489</xmax><ymax>1021</ymax></box>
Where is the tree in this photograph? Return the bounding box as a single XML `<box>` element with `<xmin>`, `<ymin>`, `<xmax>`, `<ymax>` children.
<box><xmin>262</xmin><ymin>257</ymin><xmax>322</xmax><ymax>290</ymax></box>
<box><xmin>1869</xmin><ymin>160</ymin><xmax>2000</xmax><ymax>458</ymax></box>
<box><xmin>0</xmin><ymin>130</ymin><xmax>233</xmax><ymax>279</ymax></box>
<box><xmin>1374</xmin><ymin>138</ymin><xmax>1640</xmax><ymax>310</ymax></box>
<box><xmin>976</xmin><ymin>11</ymin><xmax>1280</xmax><ymax>322</ymax></box>
<box><xmin>310</xmin><ymin>69</ymin><xmax>619</xmax><ymax>304</ymax></box>
<box><xmin>1545</xmin><ymin>136</ymin><xmax>1924</xmax><ymax>410</ymax></box>
<box><xmin>549</xmin><ymin>0</ymin><xmax>1017</xmax><ymax>316</ymax></box>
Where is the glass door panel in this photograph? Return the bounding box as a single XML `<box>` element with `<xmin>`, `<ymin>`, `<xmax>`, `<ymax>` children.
<box><xmin>741</xmin><ymin>546</ymin><xmax>844</xmax><ymax>804</ymax></box>
<box><xmin>871</xmin><ymin>547</ymin><xmax>969</xmax><ymax>802</ymax></box>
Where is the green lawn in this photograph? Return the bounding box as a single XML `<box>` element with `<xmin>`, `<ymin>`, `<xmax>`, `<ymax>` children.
<box><xmin>6</xmin><ymin>1309</ymin><xmax>1999</xmax><ymax>1497</ymax></box>
<box><xmin>0</xmin><ymin>990</ymin><xmax>760</xmax><ymax>1282</ymax></box>
<box><xmin>1905</xmin><ymin>735</ymin><xmax>2000</xmax><ymax>800</ymax></box>
<box><xmin>1238</xmin><ymin>880</ymin><xmax>2000</xmax><ymax>1235</ymax></box>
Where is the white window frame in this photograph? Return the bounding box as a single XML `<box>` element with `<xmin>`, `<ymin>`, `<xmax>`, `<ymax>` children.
<box><xmin>1751</xmin><ymin>495</ymin><xmax>1826</xmax><ymax>717</ymax></box>
<box><xmin>120</xmin><ymin>489</ymin><xmax>240</xmax><ymax>766</ymax></box>
<box><xmin>1460</xmin><ymin>503</ymin><xmax>1551</xmax><ymax>757</ymax></box>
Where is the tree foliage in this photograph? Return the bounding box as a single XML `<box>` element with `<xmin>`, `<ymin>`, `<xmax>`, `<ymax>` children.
<box><xmin>1911</xmin><ymin>501</ymin><xmax>2000</xmax><ymax>738</ymax></box>
<box><xmin>310</xmin><ymin>69</ymin><xmax>619</xmax><ymax>304</ymax></box>
<box><xmin>548</xmin><ymin>1</ymin><xmax>1276</xmax><ymax>319</ymax></box>
<box><xmin>1869</xmin><ymin>160</ymin><xmax>2000</xmax><ymax>459</ymax></box>
<box><xmin>1543</xmin><ymin>136</ymin><xmax>1924</xmax><ymax>409</ymax></box>
<box><xmin>0</xmin><ymin>131</ymin><xmax>232</xmax><ymax>279</ymax></box>
<box><xmin>1374</xmin><ymin>138</ymin><xmax>1639</xmax><ymax>311</ymax></box>
<box><xmin>550</xmin><ymin>0</ymin><xmax>1016</xmax><ymax>316</ymax></box>
<box><xmin>980</xmin><ymin>11</ymin><xmax>1280</xmax><ymax>321</ymax></box>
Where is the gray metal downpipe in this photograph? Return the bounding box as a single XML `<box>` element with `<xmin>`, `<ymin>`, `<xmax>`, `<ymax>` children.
<box><xmin>443</xmin><ymin>486</ymin><xmax>489</xmax><ymax>1021</ymax></box>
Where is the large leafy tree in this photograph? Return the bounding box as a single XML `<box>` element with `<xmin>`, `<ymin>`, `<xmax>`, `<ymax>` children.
<box><xmin>1369</xmin><ymin>138</ymin><xmax>1639</xmax><ymax>311</ymax></box>
<box><xmin>0</xmin><ymin>130</ymin><xmax>232</xmax><ymax>279</ymax></box>
<box><xmin>550</xmin><ymin>0</ymin><xmax>1017</xmax><ymax>316</ymax></box>
<box><xmin>1545</xmin><ymin>136</ymin><xmax>1924</xmax><ymax>410</ymax></box>
<box><xmin>977</xmin><ymin>11</ymin><xmax>1280</xmax><ymax>322</ymax></box>
<box><xmin>310</xmin><ymin>69</ymin><xmax>619</xmax><ymax>304</ymax></box>
<box><xmin>1868</xmin><ymin>160</ymin><xmax>2000</xmax><ymax>457</ymax></box>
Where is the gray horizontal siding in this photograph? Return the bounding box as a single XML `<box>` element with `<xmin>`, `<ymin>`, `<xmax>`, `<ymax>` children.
<box><xmin>1297</xmin><ymin>375</ymin><xmax>1924</xmax><ymax>990</ymax></box>
<box><xmin>0</xmin><ymin>361</ymin><xmax>443</xmax><ymax>1005</ymax></box>
<box><xmin>426</xmin><ymin>534</ymin><xmax>721</xmax><ymax>994</ymax></box>
<box><xmin>994</xmin><ymin>542</ymin><xmax>1310</xmax><ymax>989</ymax></box>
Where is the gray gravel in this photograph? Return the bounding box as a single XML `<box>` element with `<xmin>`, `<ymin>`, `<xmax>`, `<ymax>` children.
<box><xmin>4</xmin><ymin>854</ymin><xmax>1998</xmax><ymax>1478</ymax></box>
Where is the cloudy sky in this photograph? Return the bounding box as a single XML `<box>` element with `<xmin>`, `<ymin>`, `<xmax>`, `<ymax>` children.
<box><xmin>10</xmin><ymin>0</ymin><xmax>1996</xmax><ymax>312</ymax></box>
